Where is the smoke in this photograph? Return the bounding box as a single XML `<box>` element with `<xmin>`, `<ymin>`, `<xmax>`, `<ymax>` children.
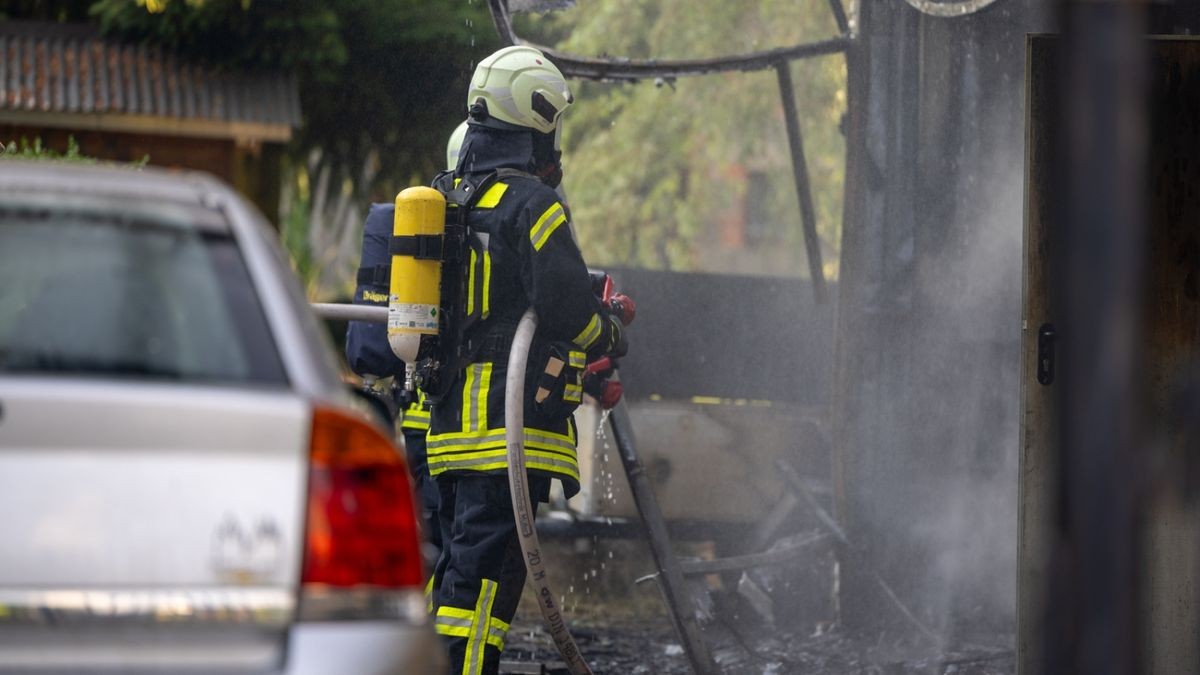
<box><xmin>906</xmin><ymin>110</ymin><xmax>1026</xmax><ymax>639</ymax></box>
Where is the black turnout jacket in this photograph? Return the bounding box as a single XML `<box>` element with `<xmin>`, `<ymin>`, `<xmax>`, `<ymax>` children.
<box><xmin>425</xmin><ymin>125</ymin><xmax>620</xmax><ymax>497</ymax></box>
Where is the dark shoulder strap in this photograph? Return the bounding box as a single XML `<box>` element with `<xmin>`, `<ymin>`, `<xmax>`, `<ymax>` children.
<box><xmin>441</xmin><ymin>169</ymin><xmax>543</xmax><ymax>208</ymax></box>
<box><xmin>493</xmin><ymin>167</ymin><xmax>540</xmax><ymax>183</ymax></box>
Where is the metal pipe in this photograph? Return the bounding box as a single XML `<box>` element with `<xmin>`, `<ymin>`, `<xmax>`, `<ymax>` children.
<box><xmin>775</xmin><ymin>60</ymin><xmax>828</xmax><ymax>304</ymax></box>
<box><xmin>310</xmin><ymin>303</ymin><xmax>387</xmax><ymax>324</ymax></box>
<box><xmin>678</xmin><ymin>533</ymin><xmax>829</xmax><ymax>576</ymax></box>
<box><xmin>505</xmin><ymin>309</ymin><xmax>593</xmax><ymax>675</ymax></box>
<box><xmin>488</xmin><ymin>0</ymin><xmax>850</xmax><ymax>82</ymax></box>
<box><xmin>826</xmin><ymin>0</ymin><xmax>850</xmax><ymax>35</ymax></box>
<box><xmin>608</xmin><ymin>401</ymin><xmax>718</xmax><ymax>675</ymax></box>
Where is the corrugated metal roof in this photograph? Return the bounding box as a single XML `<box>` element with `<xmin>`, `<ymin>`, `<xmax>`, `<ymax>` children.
<box><xmin>0</xmin><ymin>21</ymin><xmax>301</xmax><ymax>140</ymax></box>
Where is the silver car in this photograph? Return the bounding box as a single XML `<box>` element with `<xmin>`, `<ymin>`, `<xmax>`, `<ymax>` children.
<box><xmin>0</xmin><ymin>162</ymin><xmax>443</xmax><ymax>674</ymax></box>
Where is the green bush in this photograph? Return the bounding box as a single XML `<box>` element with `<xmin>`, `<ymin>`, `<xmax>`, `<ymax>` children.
<box><xmin>0</xmin><ymin>136</ymin><xmax>148</xmax><ymax>166</ymax></box>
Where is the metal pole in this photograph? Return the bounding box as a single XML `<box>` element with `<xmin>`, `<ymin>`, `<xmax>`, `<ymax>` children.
<box><xmin>826</xmin><ymin>0</ymin><xmax>850</xmax><ymax>36</ymax></box>
<box><xmin>310</xmin><ymin>303</ymin><xmax>387</xmax><ymax>324</ymax></box>
<box><xmin>775</xmin><ymin>61</ymin><xmax>828</xmax><ymax>304</ymax></box>
<box><xmin>608</xmin><ymin>402</ymin><xmax>717</xmax><ymax>675</ymax></box>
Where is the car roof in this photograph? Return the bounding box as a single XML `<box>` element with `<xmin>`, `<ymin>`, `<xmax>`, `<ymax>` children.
<box><xmin>0</xmin><ymin>160</ymin><xmax>233</xmax><ymax>231</ymax></box>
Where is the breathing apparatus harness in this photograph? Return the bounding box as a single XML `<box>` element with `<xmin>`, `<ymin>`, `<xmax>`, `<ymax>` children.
<box><xmin>407</xmin><ymin>167</ymin><xmax>539</xmax><ymax>404</ymax></box>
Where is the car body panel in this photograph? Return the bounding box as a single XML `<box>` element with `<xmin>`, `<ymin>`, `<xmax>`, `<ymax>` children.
<box><xmin>0</xmin><ymin>378</ymin><xmax>308</xmax><ymax>586</ymax></box>
<box><xmin>0</xmin><ymin>162</ymin><xmax>439</xmax><ymax>673</ymax></box>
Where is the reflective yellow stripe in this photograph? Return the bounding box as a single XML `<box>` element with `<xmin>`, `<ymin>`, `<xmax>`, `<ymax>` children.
<box><xmin>436</xmin><ymin>624</ymin><xmax>471</xmax><ymax>638</ymax></box>
<box><xmin>427</xmin><ymin>450</ymin><xmax>581</xmax><ymax>480</ymax></box>
<box><xmin>568</xmin><ymin>351</ymin><xmax>585</xmax><ymax>368</ymax></box>
<box><xmin>481</xmin><ymin>250</ymin><xmax>492</xmax><ymax>319</ymax></box>
<box><xmin>402</xmin><ymin>390</ymin><xmax>430</xmax><ymax>431</ymax></box>
<box><xmin>465</xmin><ymin>580</ymin><xmax>498</xmax><ymax>675</ymax></box>
<box><xmin>425</xmin><ymin>577</ymin><xmax>436</xmax><ymax>615</ymax></box>
<box><xmin>429</xmin><ymin>445</ymin><xmax>576</xmax><ymax>465</ymax></box>
<box><xmin>466</xmin><ymin>248</ymin><xmax>477</xmax><ymax>317</ymax></box>
<box><xmin>564</xmin><ymin>383</ymin><xmax>582</xmax><ymax>403</ymax></box>
<box><xmin>476</xmin><ymin>363</ymin><xmax>492</xmax><ymax>432</ymax></box>
<box><xmin>529</xmin><ymin>202</ymin><xmax>565</xmax><ymax>251</ymax></box>
<box><xmin>461</xmin><ymin>365</ymin><xmax>476</xmax><ymax>434</ymax></box>
<box><xmin>428</xmin><ymin>426</ymin><xmax>576</xmax><ymax>453</ymax></box>
<box><xmin>476</xmin><ymin>182</ymin><xmax>508</xmax><ymax>209</ymax></box>
<box><xmin>428</xmin><ymin>453</ymin><xmax>582</xmax><ymax>481</ymax></box>
<box><xmin>487</xmin><ymin>616</ymin><xmax>510</xmax><ymax>650</ymax></box>
<box><xmin>401</xmin><ymin>408</ymin><xmax>430</xmax><ymax>431</ymax></box>
<box><xmin>572</xmin><ymin>313</ymin><xmax>602</xmax><ymax>349</ymax></box>
<box><xmin>435</xmin><ymin>605</ymin><xmax>473</xmax><ymax>638</ymax></box>
<box><xmin>532</xmin><ymin>212</ymin><xmax>567</xmax><ymax>251</ymax></box>
<box><xmin>439</xmin><ymin>606</ymin><xmax>474</xmax><ymax>620</ymax></box>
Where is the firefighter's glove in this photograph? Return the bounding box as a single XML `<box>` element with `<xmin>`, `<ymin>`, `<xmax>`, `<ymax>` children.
<box><xmin>583</xmin><ymin>372</ymin><xmax>623</xmax><ymax>410</ymax></box>
<box><xmin>605</xmin><ymin>317</ymin><xmax>628</xmax><ymax>358</ymax></box>
<box><xmin>608</xmin><ymin>293</ymin><xmax>636</xmax><ymax>326</ymax></box>
<box><xmin>531</xmin><ymin>343</ymin><xmax>586</xmax><ymax>420</ymax></box>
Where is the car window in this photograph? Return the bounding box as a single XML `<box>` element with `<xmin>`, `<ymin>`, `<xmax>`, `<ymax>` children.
<box><xmin>0</xmin><ymin>204</ymin><xmax>288</xmax><ymax>386</ymax></box>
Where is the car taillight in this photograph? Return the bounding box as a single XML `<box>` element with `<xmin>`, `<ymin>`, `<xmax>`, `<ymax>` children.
<box><xmin>302</xmin><ymin>406</ymin><xmax>424</xmax><ymax>589</ymax></box>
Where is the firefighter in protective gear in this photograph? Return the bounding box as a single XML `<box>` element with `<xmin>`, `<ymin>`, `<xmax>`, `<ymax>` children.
<box><xmin>446</xmin><ymin>120</ymin><xmax>468</xmax><ymax>172</ymax></box>
<box><xmin>402</xmin><ymin>121</ymin><xmax>473</xmax><ymax>605</ymax></box>
<box><xmin>428</xmin><ymin>46</ymin><xmax>626</xmax><ymax>675</ymax></box>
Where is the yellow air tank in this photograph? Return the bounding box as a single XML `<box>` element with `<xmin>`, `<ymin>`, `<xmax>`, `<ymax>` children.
<box><xmin>388</xmin><ymin>187</ymin><xmax>446</xmax><ymax>381</ymax></box>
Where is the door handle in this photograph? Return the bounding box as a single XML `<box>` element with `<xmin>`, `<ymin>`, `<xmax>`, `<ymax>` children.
<box><xmin>1037</xmin><ymin>323</ymin><xmax>1056</xmax><ymax>386</ymax></box>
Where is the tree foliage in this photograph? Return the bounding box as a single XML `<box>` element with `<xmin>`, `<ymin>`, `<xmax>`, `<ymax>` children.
<box><xmin>89</xmin><ymin>0</ymin><xmax>497</xmax><ymax>194</ymax></box>
<box><xmin>517</xmin><ymin>0</ymin><xmax>847</xmax><ymax>277</ymax></box>
<box><xmin>74</xmin><ymin>0</ymin><xmax>499</xmax><ymax>296</ymax></box>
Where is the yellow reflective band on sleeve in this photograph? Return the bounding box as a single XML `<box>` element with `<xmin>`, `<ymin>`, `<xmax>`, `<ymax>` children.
<box><xmin>572</xmin><ymin>313</ymin><xmax>602</xmax><ymax>350</ymax></box>
<box><xmin>466</xmin><ymin>248</ymin><xmax>477</xmax><ymax>317</ymax></box>
<box><xmin>530</xmin><ymin>202</ymin><xmax>566</xmax><ymax>252</ymax></box>
<box><xmin>476</xmin><ymin>182</ymin><xmax>508</xmax><ymax>209</ymax></box>
<box><xmin>481</xmin><ymin>250</ymin><xmax>492</xmax><ymax>319</ymax></box>
<box><xmin>425</xmin><ymin>576</ymin><xmax>436</xmax><ymax>615</ymax></box>
<box><xmin>533</xmin><ymin>213</ymin><xmax>567</xmax><ymax>251</ymax></box>
<box><xmin>401</xmin><ymin>410</ymin><xmax>430</xmax><ymax>431</ymax></box>
<box><xmin>401</xmin><ymin>390</ymin><xmax>430</xmax><ymax>431</ymax></box>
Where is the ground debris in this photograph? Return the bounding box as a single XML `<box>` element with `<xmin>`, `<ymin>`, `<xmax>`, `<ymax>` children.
<box><xmin>501</xmin><ymin>539</ymin><xmax>1011</xmax><ymax>674</ymax></box>
<box><xmin>502</xmin><ymin>617</ymin><xmax>1014</xmax><ymax>675</ymax></box>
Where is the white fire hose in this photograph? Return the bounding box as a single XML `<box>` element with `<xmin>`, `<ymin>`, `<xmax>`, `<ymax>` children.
<box><xmin>505</xmin><ymin>308</ymin><xmax>594</xmax><ymax>675</ymax></box>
